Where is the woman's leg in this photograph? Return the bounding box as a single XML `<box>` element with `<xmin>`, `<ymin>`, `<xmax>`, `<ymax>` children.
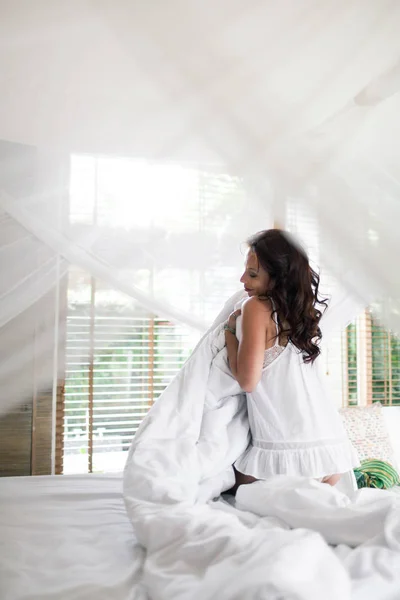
<box><xmin>227</xmin><ymin>469</ymin><xmax>342</xmax><ymax>494</ymax></box>
<box><xmin>226</xmin><ymin>466</ymin><xmax>258</xmax><ymax>496</ymax></box>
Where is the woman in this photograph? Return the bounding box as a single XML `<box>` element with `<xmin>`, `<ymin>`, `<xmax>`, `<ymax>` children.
<box><xmin>224</xmin><ymin>229</ymin><xmax>359</xmax><ymax>490</ymax></box>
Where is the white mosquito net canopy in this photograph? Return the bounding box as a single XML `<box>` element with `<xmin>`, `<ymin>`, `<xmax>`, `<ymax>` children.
<box><xmin>0</xmin><ymin>0</ymin><xmax>399</xmax><ymax>418</ymax></box>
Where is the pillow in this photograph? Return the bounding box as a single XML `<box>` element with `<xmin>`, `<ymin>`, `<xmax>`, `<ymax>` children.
<box><xmin>354</xmin><ymin>459</ymin><xmax>400</xmax><ymax>490</ymax></box>
<box><xmin>340</xmin><ymin>402</ymin><xmax>398</xmax><ymax>468</ymax></box>
<box><xmin>382</xmin><ymin>407</ymin><xmax>400</xmax><ymax>469</ymax></box>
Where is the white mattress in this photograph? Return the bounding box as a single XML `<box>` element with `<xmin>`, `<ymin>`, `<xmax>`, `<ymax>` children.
<box><xmin>0</xmin><ymin>474</ymin><xmax>145</xmax><ymax>600</ymax></box>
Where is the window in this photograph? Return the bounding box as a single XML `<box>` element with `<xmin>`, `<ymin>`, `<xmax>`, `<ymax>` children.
<box><xmin>57</xmin><ymin>159</ymin><xmax>399</xmax><ymax>475</ymax></box>
<box><xmin>286</xmin><ymin>200</ymin><xmax>400</xmax><ymax>409</ymax></box>
<box><xmin>354</xmin><ymin>309</ymin><xmax>400</xmax><ymax>405</ymax></box>
<box><xmin>56</xmin><ymin>155</ymin><xmax>263</xmax><ymax>474</ymax></box>
<box><xmin>59</xmin><ymin>271</ymin><xmax>196</xmax><ymax>474</ymax></box>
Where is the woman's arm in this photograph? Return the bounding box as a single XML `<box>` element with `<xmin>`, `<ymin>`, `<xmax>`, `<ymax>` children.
<box><xmin>226</xmin><ymin>297</ymin><xmax>270</xmax><ymax>392</ymax></box>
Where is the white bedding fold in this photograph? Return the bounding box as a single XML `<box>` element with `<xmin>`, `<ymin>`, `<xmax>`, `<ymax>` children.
<box><xmin>236</xmin><ymin>476</ymin><xmax>399</xmax><ymax>547</ymax></box>
<box><xmin>124</xmin><ymin>321</ymin><xmax>249</xmax><ymax>526</ymax></box>
<box><xmin>123</xmin><ymin>292</ymin><xmax>400</xmax><ymax>599</ymax></box>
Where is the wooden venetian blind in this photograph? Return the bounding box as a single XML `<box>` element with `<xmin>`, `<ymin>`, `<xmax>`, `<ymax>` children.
<box><xmin>57</xmin><ymin>275</ymin><xmax>194</xmax><ymax>474</ymax></box>
<box><xmin>367</xmin><ymin>310</ymin><xmax>400</xmax><ymax>405</ymax></box>
<box><xmin>336</xmin><ymin>308</ymin><xmax>400</xmax><ymax>408</ymax></box>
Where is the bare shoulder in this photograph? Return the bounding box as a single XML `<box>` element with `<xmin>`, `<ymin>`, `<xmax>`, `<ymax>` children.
<box><xmin>242</xmin><ymin>296</ymin><xmax>271</xmax><ymax>320</ymax></box>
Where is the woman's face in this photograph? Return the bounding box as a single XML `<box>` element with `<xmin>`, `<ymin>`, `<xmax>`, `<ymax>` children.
<box><xmin>240</xmin><ymin>250</ymin><xmax>270</xmax><ymax>297</ymax></box>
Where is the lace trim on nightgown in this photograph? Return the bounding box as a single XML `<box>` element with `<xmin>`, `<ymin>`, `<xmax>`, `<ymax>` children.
<box><xmin>262</xmin><ymin>298</ymin><xmax>287</xmax><ymax>367</ymax></box>
<box><xmin>263</xmin><ymin>344</ymin><xmax>286</xmax><ymax>367</ymax></box>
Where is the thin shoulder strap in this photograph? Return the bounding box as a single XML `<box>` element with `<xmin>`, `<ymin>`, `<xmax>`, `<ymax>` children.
<box><xmin>269</xmin><ymin>297</ymin><xmax>280</xmax><ymax>346</ymax></box>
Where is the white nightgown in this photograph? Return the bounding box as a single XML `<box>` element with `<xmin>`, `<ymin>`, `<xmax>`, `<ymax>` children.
<box><xmin>234</xmin><ymin>299</ymin><xmax>360</xmax><ymax>479</ymax></box>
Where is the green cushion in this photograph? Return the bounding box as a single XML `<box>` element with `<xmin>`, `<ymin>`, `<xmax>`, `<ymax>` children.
<box><xmin>354</xmin><ymin>459</ymin><xmax>400</xmax><ymax>490</ymax></box>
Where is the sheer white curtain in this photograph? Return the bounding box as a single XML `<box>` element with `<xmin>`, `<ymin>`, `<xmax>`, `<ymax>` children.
<box><xmin>0</xmin><ymin>0</ymin><xmax>400</xmax><ymax>419</ymax></box>
<box><xmin>0</xmin><ymin>145</ymin><xmax>272</xmax><ymax>417</ymax></box>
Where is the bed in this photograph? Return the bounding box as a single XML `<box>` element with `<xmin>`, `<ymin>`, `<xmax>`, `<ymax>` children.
<box><xmin>1</xmin><ymin>473</ymin><xmax>400</xmax><ymax>600</ymax></box>
<box><xmin>0</xmin><ymin>474</ymin><xmax>145</xmax><ymax>600</ymax></box>
<box><xmin>1</xmin><ymin>403</ymin><xmax>400</xmax><ymax>600</ymax></box>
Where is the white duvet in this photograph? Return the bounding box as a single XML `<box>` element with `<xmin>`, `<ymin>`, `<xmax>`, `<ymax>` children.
<box><xmin>123</xmin><ymin>291</ymin><xmax>400</xmax><ymax>600</ymax></box>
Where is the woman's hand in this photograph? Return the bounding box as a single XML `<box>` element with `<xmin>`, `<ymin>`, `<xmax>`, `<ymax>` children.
<box><xmin>225</xmin><ymin>309</ymin><xmax>241</xmax><ymax>377</ymax></box>
<box><xmin>227</xmin><ymin>309</ymin><xmax>241</xmax><ymax>331</ymax></box>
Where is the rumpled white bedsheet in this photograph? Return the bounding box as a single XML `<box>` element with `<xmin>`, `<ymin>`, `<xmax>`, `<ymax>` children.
<box><xmin>123</xmin><ymin>292</ymin><xmax>400</xmax><ymax>600</ymax></box>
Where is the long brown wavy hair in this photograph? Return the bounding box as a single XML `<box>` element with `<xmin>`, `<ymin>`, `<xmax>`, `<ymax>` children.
<box><xmin>247</xmin><ymin>229</ymin><xmax>328</xmax><ymax>363</ymax></box>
